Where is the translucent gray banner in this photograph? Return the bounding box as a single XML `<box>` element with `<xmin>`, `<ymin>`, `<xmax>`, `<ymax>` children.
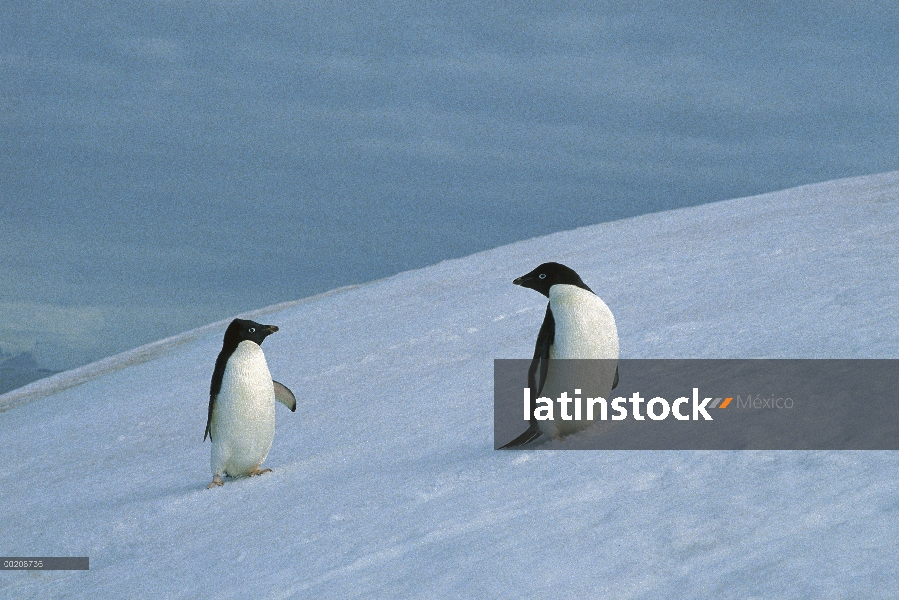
<box><xmin>494</xmin><ymin>360</ymin><xmax>899</xmax><ymax>450</ymax></box>
<box><xmin>1</xmin><ymin>557</ymin><xmax>89</xmax><ymax>570</ymax></box>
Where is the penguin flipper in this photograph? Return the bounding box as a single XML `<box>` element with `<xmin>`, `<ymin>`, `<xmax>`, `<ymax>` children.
<box><xmin>528</xmin><ymin>304</ymin><xmax>555</xmax><ymax>396</ymax></box>
<box><xmin>205</xmin><ymin>351</ymin><xmax>229</xmax><ymax>442</ymax></box>
<box><xmin>500</xmin><ymin>305</ymin><xmax>555</xmax><ymax>450</ymax></box>
<box><xmin>273</xmin><ymin>380</ymin><xmax>297</xmax><ymax>412</ymax></box>
<box><xmin>499</xmin><ymin>422</ymin><xmax>543</xmax><ymax>449</ymax></box>
<box><xmin>204</xmin><ymin>392</ymin><xmax>216</xmax><ymax>442</ymax></box>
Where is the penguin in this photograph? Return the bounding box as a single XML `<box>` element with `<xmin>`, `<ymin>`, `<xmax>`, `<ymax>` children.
<box><xmin>500</xmin><ymin>262</ymin><xmax>619</xmax><ymax>448</ymax></box>
<box><xmin>204</xmin><ymin>318</ymin><xmax>297</xmax><ymax>488</ymax></box>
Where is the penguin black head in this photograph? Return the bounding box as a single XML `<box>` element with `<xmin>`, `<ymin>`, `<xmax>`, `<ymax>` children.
<box><xmin>222</xmin><ymin>318</ymin><xmax>279</xmax><ymax>348</ymax></box>
<box><xmin>513</xmin><ymin>262</ymin><xmax>593</xmax><ymax>297</ymax></box>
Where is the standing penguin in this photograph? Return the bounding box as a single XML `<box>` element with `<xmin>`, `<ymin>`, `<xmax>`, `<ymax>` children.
<box><xmin>501</xmin><ymin>262</ymin><xmax>619</xmax><ymax>448</ymax></box>
<box><xmin>204</xmin><ymin>318</ymin><xmax>297</xmax><ymax>488</ymax></box>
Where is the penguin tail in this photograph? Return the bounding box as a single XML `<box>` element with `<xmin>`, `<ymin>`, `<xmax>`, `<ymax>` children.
<box><xmin>499</xmin><ymin>422</ymin><xmax>543</xmax><ymax>449</ymax></box>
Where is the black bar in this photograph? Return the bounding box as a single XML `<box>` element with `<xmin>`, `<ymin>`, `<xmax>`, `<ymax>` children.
<box><xmin>1</xmin><ymin>557</ymin><xmax>89</xmax><ymax>570</ymax></box>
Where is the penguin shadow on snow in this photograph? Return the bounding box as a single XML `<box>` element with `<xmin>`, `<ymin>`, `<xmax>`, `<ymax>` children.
<box><xmin>500</xmin><ymin>262</ymin><xmax>620</xmax><ymax>449</ymax></box>
<box><xmin>203</xmin><ymin>319</ymin><xmax>297</xmax><ymax>489</ymax></box>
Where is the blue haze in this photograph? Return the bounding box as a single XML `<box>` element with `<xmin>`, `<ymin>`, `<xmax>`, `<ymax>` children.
<box><xmin>1</xmin><ymin>2</ymin><xmax>897</xmax><ymax>376</ymax></box>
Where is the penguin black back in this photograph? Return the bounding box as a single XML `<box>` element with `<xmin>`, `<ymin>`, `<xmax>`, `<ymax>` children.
<box><xmin>204</xmin><ymin>319</ymin><xmax>279</xmax><ymax>441</ymax></box>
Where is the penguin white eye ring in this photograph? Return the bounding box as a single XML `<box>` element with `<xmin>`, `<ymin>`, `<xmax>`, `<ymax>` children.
<box><xmin>538</xmin><ymin>273</ymin><xmax>546</xmax><ymax>279</ymax></box>
<box><xmin>204</xmin><ymin>318</ymin><xmax>298</xmax><ymax>489</ymax></box>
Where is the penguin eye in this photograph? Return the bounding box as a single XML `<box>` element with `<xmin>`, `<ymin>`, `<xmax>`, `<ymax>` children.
<box><xmin>249</xmin><ymin>328</ymin><xmax>255</xmax><ymax>333</ymax></box>
<box><xmin>538</xmin><ymin>274</ymin><xmax>546</xmax><ymax>279</ymax></box>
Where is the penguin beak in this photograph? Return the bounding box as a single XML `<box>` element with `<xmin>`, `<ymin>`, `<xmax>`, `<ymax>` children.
<box><xmin>266</xmin><ymin>325</ymin><xmax>279</xmax><ymax>334</ymax></box>
<box><xmin>513</xmin><ymin>274</ymin><xmax>546</xmax><ymax>296</ymax></box>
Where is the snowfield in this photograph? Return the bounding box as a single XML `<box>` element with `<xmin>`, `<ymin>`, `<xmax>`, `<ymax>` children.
<box><xmin>1</xmin><ymin>172</ymin><xmax>898</xmax><ymax>598</ymax></box>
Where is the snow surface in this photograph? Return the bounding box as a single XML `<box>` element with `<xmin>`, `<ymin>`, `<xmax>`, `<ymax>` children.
<box><xmin>1</xmin><ymin>172</ymin><xmax>898</xmax><ymax>598</ymax></box>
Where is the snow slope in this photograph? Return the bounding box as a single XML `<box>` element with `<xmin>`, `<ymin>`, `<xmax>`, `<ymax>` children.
<box><xmin>1</xmin><ymin>172</ymin><xmax>898</xmax><ymax>598</ymax></box>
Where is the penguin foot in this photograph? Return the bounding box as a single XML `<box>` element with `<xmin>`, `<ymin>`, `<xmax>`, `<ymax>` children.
<box><xmin>248</xmin><ymin>467</ymin><xmax>272</xmax><ymax>477</ymax></box>
<box><xmin>207</xmin><ymin>474</ymin><xmax>224</xmax><ymax>489</ymax></box>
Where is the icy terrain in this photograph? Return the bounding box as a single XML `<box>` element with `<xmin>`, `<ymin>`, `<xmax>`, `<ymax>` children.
<box><xmin>1</xmin><ymin>172</ymin><xmax>897</xmax><ymax>598</ymax></box>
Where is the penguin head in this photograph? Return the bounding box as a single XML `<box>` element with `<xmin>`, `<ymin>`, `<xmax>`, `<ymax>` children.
<box><xmin>513</xmin><ymin>262</ymin><xmax>592</xmax><ymax>297</ymax></box>
<box><xmin>222</xmin><ymin>318</ymin><xmax>279</xmax><ymax>348</ymax></box>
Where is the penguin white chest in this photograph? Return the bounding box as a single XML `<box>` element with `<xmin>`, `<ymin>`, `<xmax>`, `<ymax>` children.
<box><xmin>541</xmin><ymin>284</ymin><xmax>620</xmax><ymax>438</ymax></box>
<box><xmin>210</xmin><ymin>341</ymin><xmax>276</xmax><ymax>477</ymax></box>
<box><xmin>548</xmin><ymin>284</ymin><xmax>619</xmax><ymax>360</ymax></box>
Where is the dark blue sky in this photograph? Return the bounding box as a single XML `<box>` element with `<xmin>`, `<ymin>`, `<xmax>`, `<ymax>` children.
<box><xmin>1</xmin><ymin>1</ymin><xmax>897</xmax><ymax>372</ymax></box>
